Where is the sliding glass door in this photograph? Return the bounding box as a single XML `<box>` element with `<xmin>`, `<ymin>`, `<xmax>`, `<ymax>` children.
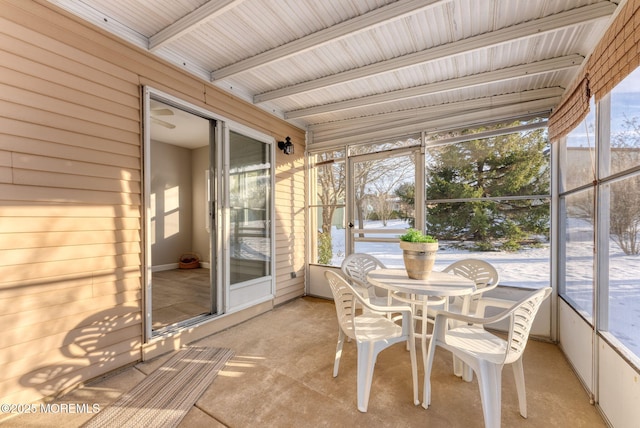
<box><xmin>143</xmin><ymin>87</ymin><xmax>275</xmax><ymax>339</ymax></box>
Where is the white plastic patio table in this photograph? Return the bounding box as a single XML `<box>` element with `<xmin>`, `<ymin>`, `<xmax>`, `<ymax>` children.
<box><xmin>366</xmin><ymin>268</ymin><xmax>476</xmax><ymax>303</ymax></box>
<box><xmin>366</xmin><ymin>268</ymin><xmax>477</xmax><ymax>403</ymax></box>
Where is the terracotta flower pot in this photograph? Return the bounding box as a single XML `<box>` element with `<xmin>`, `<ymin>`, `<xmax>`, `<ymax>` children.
<box><xmin>400</xmin><ymin>241</ymin><xmax>438</xmax><ymax>279</ymax></box>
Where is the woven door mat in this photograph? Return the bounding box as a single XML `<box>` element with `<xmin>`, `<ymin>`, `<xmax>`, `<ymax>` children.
<box><xmin>83</xmin><ymin>346</ymin><xmax>234</xmax><ymax>428</ymax></box>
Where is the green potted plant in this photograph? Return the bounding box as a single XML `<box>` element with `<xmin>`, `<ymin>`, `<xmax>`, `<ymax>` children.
<box><xmin>399</xmin><ymin>229</ymin><xmax>438</xmax><ymax>279</ymax></box>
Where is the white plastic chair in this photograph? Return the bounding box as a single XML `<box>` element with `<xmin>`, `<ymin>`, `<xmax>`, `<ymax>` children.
<box><xmin>341</xmin><ymin>253</ymin><xmax>388</xmax><ymax>307</ymax></box>
<box><xmin>324</xmin><ymin>270</ymin><xmax>419</xmax><ymax>412</ymax></box>
<box><xmin>428</xmin><ymin>259</ymin><xmax>500</xmax><ymax>378</ymax></box>
<box><xmin>423</xmin><ymin>287</ymin><xmax>552</xmax><ymax>428</ymax></box>
<box><xmin>441</xmin><ymin>258</ymin><xmax>500</xmax><ymax>315</ymax></box>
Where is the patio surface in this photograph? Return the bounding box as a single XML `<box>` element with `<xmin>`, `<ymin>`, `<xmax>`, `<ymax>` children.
<box><xmin>4</xmin><ymin>296</ymin><xmax>606</xmax><ymax>427</ymax></box>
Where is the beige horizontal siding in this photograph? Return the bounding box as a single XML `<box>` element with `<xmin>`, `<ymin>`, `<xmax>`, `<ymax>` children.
<box><xmin>1</xmin><ymin>321</ymin><xmax>140</xmax><ymax>369</ymax></box>
<box><xmin>13</xmin><ymin>170</ymin><xmax>139</xmax><ymax>194</ymax></box>
<box><xmin>2</xmin><ymin>336</ymin><xmax>138</xmax><ymax>390</ymax></box>
<box><xmin>12</xmin><ymin>153</ymin><xmax>140</xmax><ymax>181</ymax></box>
<box><xmin>0</xmin><ymin>186</ymin><xmax>141</xmax><ymax>207</ymax></box>
<box><xmin>0</xmin><ymin>0</ymin><xmax>142</xmax><ymax>400</ymax></box>
<box><xmin>0</xmin><ymin>16</ymin><xmax>139</xmax><ymax>89</ymax></box>
<box><xmin>0</xmin><ymin>201</ymin><xmax>140</xmax><ymax>217</ymax></box>
<box><xmin>0</xmin><ymin>267</ymin><xmax>141</xmax><ymax>300</ymax></box>
<box><xmin>0</xmin><ymin>289</ymin><xmax>141</xmax><ymax>334</ymax></box>
<box><xmin>0</xmin><ymin>150</ymin><xmax>10</xmax><ymax>166</ymax></box>
<box><xmin>0</xmin><ymin>214</ymin><xmax>140</xmax><ymax>233</ymax></box>
<box><xmin>1</xmin><ymin>100</ymin><xmax>140</xmax><ymax>148</ymax></box>
<box><xmin>0</xmin><ymin>82</ymin><xmax>139</xmax><ymax>134</ymax></box>
<box><xmin>0</xmin><ymin>242</ymin><xmax>141</xmax><ymax>269</ymax></box>
<box><xmin>274</xmin><ymin>152</ymin><xmax>306</xmax><ymax>303</ymax></box>
<box><xmin>0</xmin><ymin>132</ymin><xmax>142</xmax><ymax>169</ymax></box>
<box><xmin>0</xmin><ymin>230</ymin><xmax>140</xmax><ymax>251</ymax></box>
<box><xmin>1</xmin><ymin>293</ymin><xmax>140</xmax><ymax>347</ymax></box>
<box><xmin>4</xmin><ymin>346</ymin><xmax>140</xmax><ymax>405</ymax></box>
<box><xmin>0</xmin><ymin>256</ymin><xmax>142</xmax><ymax>288</ymax></box>
<box><xmin>0</xmin><ymin>280</ymin><xmax>140</xmax><ymax>319</ymax></box>
<box><xmin>274</xmin><ymin>284</ymin><xmax>306</xmax><ymax>306</ymax></box>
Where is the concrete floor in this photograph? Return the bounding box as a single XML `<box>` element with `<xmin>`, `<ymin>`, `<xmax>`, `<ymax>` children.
<box><xmin>5</xmin><ymin>296</ymin><xmax>606</xmax><ymax>427</ymax></box>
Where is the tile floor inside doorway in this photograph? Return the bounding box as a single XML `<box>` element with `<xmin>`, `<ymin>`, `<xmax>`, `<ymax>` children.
<box><xmin>152</xmin><ymin>268</ymin><xmax>211</xmax><ymax>330</ymax></box>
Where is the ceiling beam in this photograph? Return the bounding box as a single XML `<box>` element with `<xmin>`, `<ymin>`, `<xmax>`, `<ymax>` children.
<box><xmin>311</xmin><ymin>99</ymin><xmax>558</xmax><ymax>147</ymax></box>
<box><xmin>149</xmin><ymin>0</ymin><xmax>245</xmax><ymax>50</ymax></box>
<box><xmin>255</xmin><ymin>2</ymin><xmax>615</xmax><ymax>103</ymax></box>
<box><xmin>310</xmin><ymin>87</ymin><xmax>564</xmax><ymax>142</ymax></box>
<box><xmin>285</xmin><ymin>54</ymin><xmax>583</xmax><ymax>119</ymax></box>
<box><xmin>311</xmin><ymin>87</ymin><xmax>563</xmax><ymax>133</ymax></box>
<box><xmin>210</xmin><ymin>0</ymin><xmax>449</xmax><ymax>80</ymax></box>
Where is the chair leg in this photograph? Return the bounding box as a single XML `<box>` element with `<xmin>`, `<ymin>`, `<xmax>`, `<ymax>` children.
<box><xmin>462</xmin><ymin>360</ymin><xmax>474</xmax><ymax>382</ymax></box>
<box><xmin>512</xmin><ymin>358</ymin><xmax>527</xmax><ymax>418</ymax></box>
<box><xmin>333</xmin><ymin>329</ymin><xmax>345</xmax><ymax>377</ymax></box>
<box><xmin>453</xmin><ymin>355</ymin><xmax>464</xmax><ymax>377</ymax></box>
<box><xmin>356</xmin><ymin>341</ymin><xmax>377</xmax><ymax>412</ymax></box>
<box><xmin>420</xmin><ymin>308</ymin><xmax>429</xmax><ymax>398</ymax></box>
<box><xmin>476</xmin><ymin>361</ymin><xmax>502</xmax><ymax>428</ymax></box>
<box><xmin>405</xmin><ymin>293</ymin><xmax>418</xmax><ymax>352</ymax></box>
<box><xmin>422</xmin><ymin>334</ymin><xmax>438</xmax><ymax>409</ymax></box>
<box><xmin>453</xmin><ymin>355</ymin><xmax>474</xmax><ymax>381</ymax></box>
<box><xmin>408</xmin><ymin>331</ymin><xmax>420</xmax><ymax>406</ymax></box>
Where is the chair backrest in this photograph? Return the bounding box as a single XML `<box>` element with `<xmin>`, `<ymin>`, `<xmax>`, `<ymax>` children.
<box><xmin>341</xmin><ymin>253</ymin><xmax>386</xmax><ymax>296</ymax></box>
<box><xmin>325</xmin><ymin>270</ymin><xmax>357</xmax><ymax>339</ymax></box>
<box><xmin>442</xmin><ymin>259</ymin><xmax>499</xmax><ymax>291</ymax></box>
<box><xmin>503</xmin><ymin>287</ymin><xmax>552</xmax><ymax>364</ymax></box>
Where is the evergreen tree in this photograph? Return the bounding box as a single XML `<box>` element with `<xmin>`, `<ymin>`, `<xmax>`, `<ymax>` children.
<box><xmin>425</xmin><ymin>122</ymin><xmax>550</xmax><ymax>249</ymax></box>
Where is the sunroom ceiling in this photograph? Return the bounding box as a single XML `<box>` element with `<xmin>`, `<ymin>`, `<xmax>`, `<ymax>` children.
<box><xmin>49</xmin><ymin>0</ymin><xmax>620</xmax><ymax>146</ymax></box>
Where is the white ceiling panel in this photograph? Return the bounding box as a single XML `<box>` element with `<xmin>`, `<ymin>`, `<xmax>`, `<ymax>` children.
<box><xmin>49</xmin><ymin>0</ymin><xmax>620</xmax><ymax>146</ymax></box>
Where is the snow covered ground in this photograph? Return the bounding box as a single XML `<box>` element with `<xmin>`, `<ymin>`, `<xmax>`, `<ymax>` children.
<box><xmin>327</xmin><ymin>219</ymin><xmax>640</xmax><ymax>356</ymax></box>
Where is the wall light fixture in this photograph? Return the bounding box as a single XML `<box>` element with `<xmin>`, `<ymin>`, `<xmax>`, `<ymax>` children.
<box><xmin>278</xmin><ymin>136</ymin><xmax>294</xmax><ymax>155</ymax></box>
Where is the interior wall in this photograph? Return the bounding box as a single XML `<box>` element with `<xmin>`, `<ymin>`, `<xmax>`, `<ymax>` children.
<box><xmin>150</xmin><ymin>140</ymin><xmax>193</xmax><ymax>266</ymax></box>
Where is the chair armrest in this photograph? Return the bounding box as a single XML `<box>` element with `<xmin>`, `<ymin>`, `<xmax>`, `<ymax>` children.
<box><xmin>362</xmin><ymin>300</ymin><xmax>414</xmax><ymax>316</ymax></box>
<box><xmin>433</xmin><ymin>302</ymin><xmax>516</xmax><ymax>327</ymax></box>
<box><xmin>470</xmin><ymin>282</ymin><xmax>498</xmax><ymax>297</ymax></box>
<box><xmin>350</xmin><ymin>285</ymin><xmax>412</xmax><ymax>314</ymax></box>
<box><xmin>353</xmin><ymin>292</ymin><xmax>415</xmax><ymax>337</ymax></box>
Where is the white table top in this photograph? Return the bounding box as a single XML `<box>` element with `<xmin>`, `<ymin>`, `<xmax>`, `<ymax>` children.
<box><xmin>367</xmin><ymin>268</ymin><xmax>476</xmax><ymax>297</ymax></box>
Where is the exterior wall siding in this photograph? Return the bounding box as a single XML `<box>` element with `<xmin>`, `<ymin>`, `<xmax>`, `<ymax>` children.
<box><xmin>0</xmin><ymin>0</ymin><xmax>305</xmax><ymax>406</ymax></box>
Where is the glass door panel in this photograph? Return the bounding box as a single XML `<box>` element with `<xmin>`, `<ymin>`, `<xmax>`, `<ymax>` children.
<box><xmin>348</xmin><ymin>149</ymin><xmax>418</xmax><ymax>268</ymax></box>
<box><xmin>228</xmin><ymin>131</ymin><xmax>272</xmax><ymax>285</ymax></box>
<box><xmin>147</xmin><ymin>98</ymin><xmax>215</xmax><ymax>333</ymax></box>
